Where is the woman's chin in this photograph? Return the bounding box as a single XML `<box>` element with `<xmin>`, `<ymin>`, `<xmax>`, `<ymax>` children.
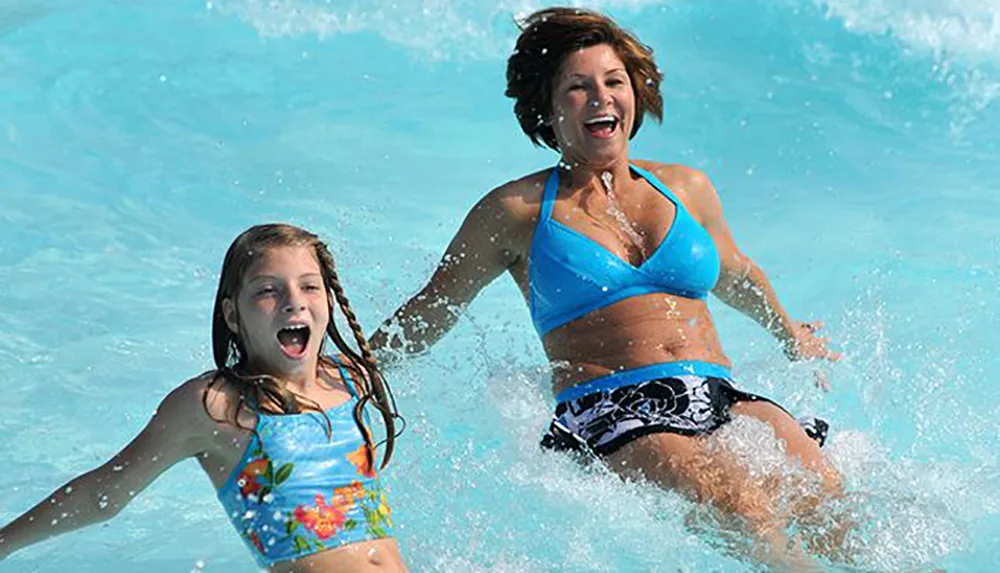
<box><xmin>567</xmin><ymin>143</ymin><xmax>628</xmax><ymax>168</ymax></box>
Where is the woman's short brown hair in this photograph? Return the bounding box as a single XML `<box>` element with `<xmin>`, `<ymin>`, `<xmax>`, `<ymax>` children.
<box><xmin>505</xmin><ymin>7</ymin><xmax>664</xmax><ymax>151</ymax></box>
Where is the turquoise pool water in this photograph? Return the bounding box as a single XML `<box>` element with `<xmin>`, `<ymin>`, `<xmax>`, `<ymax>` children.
<box><xmin>1</xmin><ymin>1</ymin><xmax>998</xmax><ymax>571</ymax></box>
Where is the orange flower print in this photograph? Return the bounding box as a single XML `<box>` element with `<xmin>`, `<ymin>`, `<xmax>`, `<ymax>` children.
<box><xmin>237</xmin><ymin>459</ymin><xmax>269</xmax><ymax>497</ymax></box>
<box><xmin>332</xmin><ymin>480</ymin><xmax>365</xmax><ymax>510</ymax></box>
<box><xmin>346</xmin><ymin>444</ymin><xmax>375</xmax><ymax>478</ymax></box>
<box><xmin>294</xmin><ymin>495</ymin><xmax>346</xmax><ymax>540</ymax></box>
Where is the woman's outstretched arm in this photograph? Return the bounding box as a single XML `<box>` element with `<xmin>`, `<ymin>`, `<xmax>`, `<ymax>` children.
<box><xmin>370</xmin><ymin>188</ymin><xmax>524</xmax><ymax>362</ymax></box>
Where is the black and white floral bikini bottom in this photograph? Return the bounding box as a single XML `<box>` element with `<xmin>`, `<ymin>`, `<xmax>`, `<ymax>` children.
<box><xmin>541</xmin><ymin>374</ymin><xmax>829</xmax><ymax>456</ymax></box>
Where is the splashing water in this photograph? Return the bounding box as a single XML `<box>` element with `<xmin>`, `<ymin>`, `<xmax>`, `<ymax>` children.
<box><xmin>598</xmin><ymin>169</ymin><xmax>649</xmax><ymax>261</ymax></box>
<box><xmin>0</xmin><ymin>0</ymin><xmax>997</xmax><ymax>572</ymax></box>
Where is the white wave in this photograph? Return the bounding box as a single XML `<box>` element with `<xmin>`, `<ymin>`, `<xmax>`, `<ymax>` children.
<box><xmin>209</xmin><ymin>0</ymin><xmax>666</xmax><ymax>60</ymax></box>
<box><xmin>817</xmin><ymin>0</ymin><xmax>1000</xmax><ymax>65</ymax></box>
<box><xmin>816</xmin><ymin>0</ymin><xmax>1000</xmax><ymax>132</ymax></box>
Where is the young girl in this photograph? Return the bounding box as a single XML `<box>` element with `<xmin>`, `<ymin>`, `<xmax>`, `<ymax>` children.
<box><xmin>0</xmin><ymin>223</ymin><xmax>406</xmax><ymax>572</ymax></box>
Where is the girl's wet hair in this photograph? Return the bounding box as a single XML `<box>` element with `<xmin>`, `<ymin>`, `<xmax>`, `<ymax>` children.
<box><xmin>206</xmin><ymin>223</ymin><xmax>400</xmax><ymax>469</ymax></box>
<box><xmin>505</xmin><ymin>7</ymin><xmax>664</xmax><ymax>151</ymax></box>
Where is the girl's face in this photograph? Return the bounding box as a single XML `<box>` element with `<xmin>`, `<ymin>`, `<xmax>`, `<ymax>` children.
<box><xmin>550</xmin><ymin>43</ymin><xmax>635</xmax><ymax>168</ymax></box>
<box><xmin>223</xmin><ymin>245</ymin><xmax>330</xmax><ymax>378</ymax></box>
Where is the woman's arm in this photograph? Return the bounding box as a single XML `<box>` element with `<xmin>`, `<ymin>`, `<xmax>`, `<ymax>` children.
<box><xmin>370</xmin><ymin>188</ymin><xmax>524</xmax><ymax>362</ymax></box>
<box><xmin>0</xmin><ymin>377</ymin><xmax>213</xmax><ymax>559</ymax></box>
<box><xmin>673</xmin><ymin>166</ymin><xmax>840</xmax><ymax>362</ymax></box>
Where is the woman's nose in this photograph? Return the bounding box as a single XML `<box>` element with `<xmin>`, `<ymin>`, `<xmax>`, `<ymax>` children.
<box><xmin>590</xmin><ymin>87</ymin><xmax>611</xmax><ymax>107</ymax></box>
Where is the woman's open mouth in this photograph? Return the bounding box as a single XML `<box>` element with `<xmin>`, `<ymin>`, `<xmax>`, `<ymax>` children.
<box><xmin>584</xmin><ymin>115</ymin><xmax>619</xmax><ymax>138</ymax></box>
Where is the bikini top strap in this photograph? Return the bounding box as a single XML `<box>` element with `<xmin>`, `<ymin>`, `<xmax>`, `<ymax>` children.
<box><xmin>630</xmin><ymin>164</ymin><xmax>681</xmax><ymax>207</ymax></box>
<box><xmin>538</xmin><ymin>167</ymin><xmax>561</xmax><ymax>223</ymax></box>
<box><xmin>329</xmin><ymin>354</ymin><xmax>360</xmax><ymax>400</ymax></box>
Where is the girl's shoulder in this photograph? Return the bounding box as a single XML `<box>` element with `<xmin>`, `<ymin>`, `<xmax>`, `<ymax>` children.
<box><xmin>153</xmin><ymin>371</ymin><xmax>228</xmax><ymax>429</ymax></box>
<box><xmin>193</xmin><ymin>370</ymin><xmax>258</xmax><ymax>431</ymax></box>
<box><xmin>321</xmin><ymin>354</ymin><xmax>367</xmax><ymax>391</ymax></box>
<box><xmin>127</xmin><ymin>371</ymin><xmax>238</xmax><ymax>459</ymax></box>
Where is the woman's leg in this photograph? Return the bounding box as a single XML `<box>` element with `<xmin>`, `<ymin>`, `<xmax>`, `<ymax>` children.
<box><xmin>603</xmin><ymin>401</ymin><xmax>845</xmax><ymax>569</ymax></box>
<box><xmin>605</xmin><ymin>430</ymin><xmax>818</xmax><ymax>570</ymax></box>
<box><xmin>729</xmin><ymin>400</ymin><xmax>843</xmax><ymax>499</ymax></box>
<box><xmin>727</xmin><ymin>401</ymin><xmax>854</xmax><ymax>562</ymax></box>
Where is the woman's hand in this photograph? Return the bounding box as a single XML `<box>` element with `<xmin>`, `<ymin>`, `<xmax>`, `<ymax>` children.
<box><xmin>780</xmin><ymin>321</ymin><xmax>842</xmax><ymax>362</ymax></box>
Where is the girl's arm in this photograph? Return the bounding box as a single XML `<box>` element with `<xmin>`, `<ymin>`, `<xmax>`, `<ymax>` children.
<box><xmin>0</xmin><ymin>377</ymin><xmax>213</xmax><ymax>559</ymax></box>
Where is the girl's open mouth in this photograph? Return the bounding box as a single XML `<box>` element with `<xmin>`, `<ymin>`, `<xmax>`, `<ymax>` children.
<box><xmin>277</xmin><ymin>324</ymin><xmax>310</xmax><ymax>358</ymax></box>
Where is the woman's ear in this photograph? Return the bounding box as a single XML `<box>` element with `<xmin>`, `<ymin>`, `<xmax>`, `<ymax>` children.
<box><xmin>222</xmin><ymin>298</ymin><xmax>239</xmax><ymax>335</ymax></box>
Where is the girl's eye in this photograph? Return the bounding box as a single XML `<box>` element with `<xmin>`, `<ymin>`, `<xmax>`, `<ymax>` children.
<box><xmin>303</xmin><ymin>284</ymin><xmax>323</xmax><ymax>292</ymax></box>
<box><xmin>256</xmin><ymin>287</ymin><xmax>276</xmax><ymax>296</ymax></box>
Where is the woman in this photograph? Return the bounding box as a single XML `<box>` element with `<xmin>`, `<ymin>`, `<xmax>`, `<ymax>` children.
<box><xmin>371</xmin><ymin>7</ymin><xmax>842</xmax><ymax>568</ymax></box>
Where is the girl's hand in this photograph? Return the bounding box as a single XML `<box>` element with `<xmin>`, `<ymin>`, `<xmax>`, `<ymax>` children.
<box><xmin>781</xmin><ymin>320</ymin><xmax>843</xmax><ymax>362</ymax></box>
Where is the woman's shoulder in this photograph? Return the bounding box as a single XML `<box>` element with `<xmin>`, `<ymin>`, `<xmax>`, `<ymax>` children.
<box><xmin>632</xmin><ymin>160</ymin><xmax>711</xmax><ymax>193</ymax></box>
<box><xmin>631</xmin><ymin>160</ymin><xmax>719</xmax><ymax>209</ymax></box>
<box><xmin>479</xmin><ymin>168</ymin><xmax>554</xmax><ymax>222</ymax></box>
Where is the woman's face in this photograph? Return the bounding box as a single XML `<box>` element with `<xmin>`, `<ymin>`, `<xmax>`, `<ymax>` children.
<box><xmin>550</xmin><ymin>43</ymin><xmax>635</xmax><ymax>168</ymax></box>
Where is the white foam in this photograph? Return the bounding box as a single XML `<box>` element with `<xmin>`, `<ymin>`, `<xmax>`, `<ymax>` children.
<box><xmin>210</xmin><ymin>0</ymin><xmax>666</xmax><ymax>60</ymax></box>
<box><xmin>817</xmin><ymin>0</ymin><xmax>1000</xmax><ymax>65</ymax></box>
<box><xmin>816</xmin><ymin>0</ymin><xmax>1000</xmax><ymax>133</ymax></box>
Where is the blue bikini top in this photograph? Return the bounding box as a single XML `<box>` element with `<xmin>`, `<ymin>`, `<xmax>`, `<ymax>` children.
<box><xmin>216</xmin><ymin>357</ymin><xmax>393</xmax><ymax>567</ymax></box>
<box><xmin>528</xmin><ymin>164</ymin><xmax>721</xmax><ymax>336</ymax></box>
